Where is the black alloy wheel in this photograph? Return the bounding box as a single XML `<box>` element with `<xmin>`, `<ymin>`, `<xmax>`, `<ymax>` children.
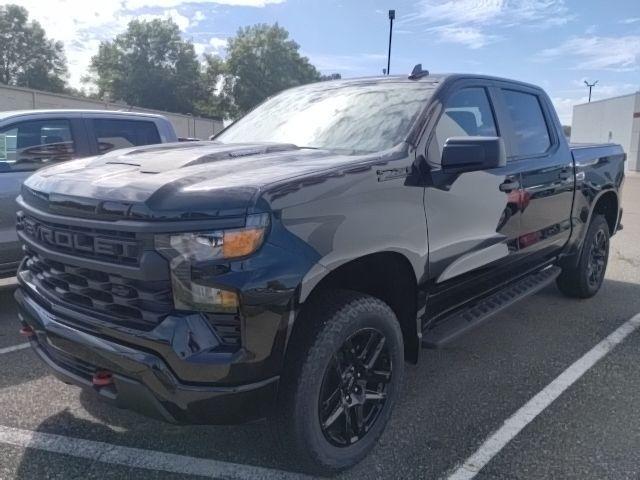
<box><xmin>318</xmin><ymin>328</ymin><xmax>392</xmax><ymax>447</ymax></box>
<box><xmin>556</xmin><ymin>214</ymin><xmax>610</xmax><ymax>298</ymax></box>
<box><xmin>586</xmin><ymin>228</ymin><xmax>608</xmax><ymax>289</ymax></box>
<box><xmin>274</xmin><ymin>290</ymin><xmax>404</xmax><ymax>474</ymax></box>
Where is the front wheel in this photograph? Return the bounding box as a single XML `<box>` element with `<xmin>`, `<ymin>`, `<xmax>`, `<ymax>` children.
<box><xmin>275</xmin><ymin>290</ymin><xmax>404</xmax><ymax>474</ymax></box>
<box><xmin>557</xmin><ymin>214</ymin><xmax>610</xmax><ymax>298</ymax></box>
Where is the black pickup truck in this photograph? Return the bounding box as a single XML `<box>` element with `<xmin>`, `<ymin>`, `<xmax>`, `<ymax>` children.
<box><xmin>14</xmin><ymin>70</ymin><xmax>624</xmax><ymax>473</ymax></box>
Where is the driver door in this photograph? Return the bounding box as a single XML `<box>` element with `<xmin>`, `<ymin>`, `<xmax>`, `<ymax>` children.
<box><xmin>423</xmin><ymin>82</ymin><xmax>526</xmax><ymax>318</ymax></box>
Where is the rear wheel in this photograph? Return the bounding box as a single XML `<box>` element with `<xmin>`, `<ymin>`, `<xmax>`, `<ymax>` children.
<box><xmin>275</xmin><ymin>290</ymin><xmax>404</xmax><ymax>474</ymax></box>
<box><xmin>557</xmin><ymin>214</ymin><xmax>610</xmax><ymax>298</ymax></box>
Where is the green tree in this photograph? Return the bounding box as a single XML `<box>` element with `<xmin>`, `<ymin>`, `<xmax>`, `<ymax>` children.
<box><xmin>223</xmin><ymin>24</ymin><xmax>321</xmax><ymax>114</ymax></box>
<box><xmin>89</xmin><ymin>18</ymin><xmax>203</xmax><ymax>114</ymax></box>
<box><xmin>0</xmin><ymin>4</ymin><xmax>67</xmax><ymax>92</ymax></box>
<box><xmin>197</xmin><ymin>54</ymin><xmax>233</xmax><ymax>119</ymax></box>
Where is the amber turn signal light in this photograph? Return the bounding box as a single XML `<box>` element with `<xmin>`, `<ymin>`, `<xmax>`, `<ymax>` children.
<box><xmin>222</xmin><ymin>227</ymin><xmax>266</xmax><ymax>259</ymax></box>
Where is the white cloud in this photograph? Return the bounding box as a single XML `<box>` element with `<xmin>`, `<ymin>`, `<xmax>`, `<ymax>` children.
<box><xmin>551</xmin><ymin>82</ymin><xmax>639</xmax><ymax>124</ymax></box>
<box><xmin>137</xmin><ymin>8</ymin><xmax>191</xmax><ymax>30</ymax></box>
<box><xmin>193</xmin><ymin>42</ymin><xmax>207</xmax><ymax>56</ymax></box>
<box><xmin>551</xmin><ymin>96</ymin><xmax>584</xmax><ymax>125</ymax></box>
<box><xmin>563</xmin><ymin>80</ymin><xmax>639</xmax><ymax>98</ymax></box>
<box><xmin>538</xmin><ymin>36</ymin><xmax>640</xmax><ymax>71</ymax></box>
<box><xmin>407</xmin><ymin>0</ymin><xmax>571</xmax><ymax>27</ymax></box>
<box><xmin>193</xmin><ymin>37</ymin><xmax>228</xmax><ymax>57</ymax></box>
<box><xmin>192</xmin><ymin>11</ymin><xmax>206</xmax><ymax>26</ymax></box>
<box><xmin>2</xmin><ymin>0</ymin><xmax>283</xmax><ymax>89</ymax></box>
<box><xmin>620</xmin><ymin>17</ymin><xmax>640</xmax><ymax>25</ymax></box>
<box><xmin>428</xmin><ymin>25</ymin><xmax>499</xmax><ymax>49</ymax></box>
<box><xmin>4</xmin><ymin>1</ymin><xmax>130</xmax><ymax>88</ymax></box>
<box><xmin>584</xmin><ymin>24</ymin><xmax>597</xmax><ymax>34</ymax></box>
<box><xmin>209</xmin><ymin>37</ymin><xmax>227</xmax><ymax>51</ymax></box>
<box><xmin>304</xmin><ymin>52</ymin><xmax>387</xmax><ymax>75</ymax></box>
<box><xmin>400</xmin><ymin>0</ymin><xmax>572</xmax><ymax>48</ymax></box>
<box><xmin>404</xmin><ymin>0</ymin><xmax>504</xmax><ymax>26</ymax></box>
<box><xmin>124</xmin><ymin>0</ymin><xmax>284</xmax><ymax>8</ymax></box>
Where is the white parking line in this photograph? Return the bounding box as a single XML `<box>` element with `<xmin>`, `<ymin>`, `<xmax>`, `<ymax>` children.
<box><xmin>447</xmin><ymin>312</ymin><xmax>640</xmax><ymax>480</ymax></box>
<box><xmin>0</xmin><ymin>276</ymin><xmax>17</xmax><ymax>288</ymax></box>
<box><xmin>0</xmin><ymin>343</ymin><xmax>30</xmax><ymax>355</ymax></box>
<box><xmin>0</xmin><ymin>424</ymin><xmax>311</xmax><ymax>480</ymax></box>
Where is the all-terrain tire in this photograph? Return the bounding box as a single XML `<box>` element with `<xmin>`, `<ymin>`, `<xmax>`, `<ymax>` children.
<box><xmin>274</xmin><ymin>290</ymin><xmax>404</xmax><ymax>474</ymax></box>
<box><xmin>557</xmin><ymin>214</ymin><xmax>610</xmax><ymax>298</ymax></box>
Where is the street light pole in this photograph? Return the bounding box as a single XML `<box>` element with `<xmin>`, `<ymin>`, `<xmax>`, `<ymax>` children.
<box><xmin>387</xmin><ymin>10</ymin><xmax>395</xmax><ymax>75</ymax></box>
<box><xmin>584</xmin><ymin>80</ymin><xmax>598</xmax><ymax>103</ymax></box>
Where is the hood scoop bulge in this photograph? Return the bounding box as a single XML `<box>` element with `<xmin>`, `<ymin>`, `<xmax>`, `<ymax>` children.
<box><xmin>103</xmin><ymin>142</ymin><xmax>301</xmax><ymax>174</ymax></box>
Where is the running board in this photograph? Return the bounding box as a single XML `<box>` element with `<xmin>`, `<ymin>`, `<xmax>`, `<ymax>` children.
<box><xmin>422</xmin><ymin>266</ymin><xmax>561</xmax><ymax>348</ymax></box>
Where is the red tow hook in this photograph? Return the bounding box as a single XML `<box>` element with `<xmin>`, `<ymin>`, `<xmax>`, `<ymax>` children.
<box><xmin>92</xmin><ymin>370</ymin><xmax>114</xmax><ymax>387</ymax></box>
<box><xmin>19</xmin><ymin>325</ymin><xmax>35</xmax><ymax>337</ymax></box>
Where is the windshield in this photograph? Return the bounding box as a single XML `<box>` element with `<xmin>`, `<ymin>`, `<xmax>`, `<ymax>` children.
<box><xmin>216</xmin><ymin>81</ymin><xmax>435</xmax><ymax>153</ymax></box>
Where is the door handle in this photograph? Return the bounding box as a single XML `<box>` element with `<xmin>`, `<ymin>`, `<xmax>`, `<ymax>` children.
<box><xmin>499</xmin><ymin>179</ymin><xmax>520</xmax><ymax>192</ymax></box>
<box><xmin>558</xmin><ymin>169</ymin><xmax>572</xmax><ymax>180</ymax></box>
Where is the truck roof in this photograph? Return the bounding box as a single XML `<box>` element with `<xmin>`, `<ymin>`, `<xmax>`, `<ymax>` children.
<box><xmin>0</xmin><ymin>109</ymin><xmax>167</xmax><ymax>122</ymax></box>
<box><xmin>319</xmin><ymin>73</ymin><xmax>544</xmax><ymax>92</ymax></box>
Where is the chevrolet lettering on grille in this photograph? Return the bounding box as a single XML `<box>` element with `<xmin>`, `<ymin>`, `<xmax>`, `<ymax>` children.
<box><xmin>18</xmin><ymin>215</ymin><xmax>140</xmax><ymax>262</ymax></box>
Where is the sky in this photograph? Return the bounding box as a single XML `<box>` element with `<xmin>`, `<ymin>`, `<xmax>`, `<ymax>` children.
<box><xmin>3</xmin><ymin>0</ymin><xmax>640</xmax><ymax>124</ymax></box>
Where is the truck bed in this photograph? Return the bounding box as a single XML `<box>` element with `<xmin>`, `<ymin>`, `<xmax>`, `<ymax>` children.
<box><xmin>570</xmin><ymin>142</ymin><xmax>625</xmax><ymax>165</ymax></box>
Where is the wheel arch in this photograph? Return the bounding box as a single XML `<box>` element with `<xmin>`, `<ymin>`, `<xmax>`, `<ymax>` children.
<box><xmin>561</xmin><ymin>188</ymin><xmax>619</xmax><ymax>271</ymax></box>
<box><xmin>591</xmin><ymin>190</ymin><xmax>619</xmax><ymax>235</ymax></box>
<box><xmin>293</xmin><ymin>251</ymin><xmax>421</xmax><ymax>364</ymax></box>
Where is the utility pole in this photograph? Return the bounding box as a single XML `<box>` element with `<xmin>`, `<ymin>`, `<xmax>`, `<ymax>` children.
<box><xmin>584</xmin><ymin>80</ymin><xmax>598</xmax><ymax>102</ymax></box>
<box><xmin>387</xmin><ymin>10</ymin><xmax>395</xmax><ymax>75</ymax></box>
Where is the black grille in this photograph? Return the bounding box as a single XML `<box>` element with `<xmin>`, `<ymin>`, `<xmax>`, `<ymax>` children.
<box><xmin>24</xmin><ymin>252</ymin><xmax>172</xmax><ymax>330</ymax></box>
<box><xmin>17</xmin><ymin>214</ymin><xmax>141</xmax><ymax>265</ymax></box>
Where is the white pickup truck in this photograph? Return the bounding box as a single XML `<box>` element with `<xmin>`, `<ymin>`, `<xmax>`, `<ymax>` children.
<box><xmin>0</xmin><ymin>109</ymin><xmax>178</xmax><ymax>277</ymax></box>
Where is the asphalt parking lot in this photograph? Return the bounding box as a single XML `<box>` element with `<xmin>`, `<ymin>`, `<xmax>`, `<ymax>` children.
<box><xmin>1</xmin><ymin>175</ymin><xmax>639</xmax><ymax>480</ymax></box>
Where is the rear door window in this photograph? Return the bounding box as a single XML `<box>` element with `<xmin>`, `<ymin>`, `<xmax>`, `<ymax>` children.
<box><xmin>0</xmin><ymin>119</ymin><xmax>75</xmax><ymax>172</ymax></box>
<box><xmin>502</xmin><ymin>90</ymin><xmax>551</xmax><ymax>157</ymax></box>
<box><xmin>91</xmin><ymin>119</ymin><xmax>161</xmax><ymax>154</ymax></box>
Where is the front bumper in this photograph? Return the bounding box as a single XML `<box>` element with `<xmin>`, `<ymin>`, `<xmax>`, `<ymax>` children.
<box><xmin>15</xmin><ymin>287</ymin><xmax>279</xmax><ymax>424</ymax></box>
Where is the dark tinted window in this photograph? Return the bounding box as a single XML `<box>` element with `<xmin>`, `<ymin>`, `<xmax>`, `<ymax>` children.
<box><xmin>0</xmin><ymin>119</ymin><xmax>75</xmax><ymax>172</ymax></box>
<box><xmin>502</xmin><ymin>90</ymin><xmax>551</xmax><ymax>157</ymax></box>
<box><xmin>93</xmin><ymin>119</ymin><xmax>161</xmax><ymax>154</ymax></box>
<box><xmin>430</xmin><ymin>87</ymin><xmax>497</xmax><ymax>159</ymax></box>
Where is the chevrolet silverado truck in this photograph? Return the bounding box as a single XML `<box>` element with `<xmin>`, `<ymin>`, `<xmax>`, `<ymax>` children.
<box><xmin>0</xmin><ymin>109</ymin><xmax>178</xmax><ymax>278</ymax></box>
<box><xmin>14</xmin><ymin>70</ymin><xmax>624</xmax><ymax>473</ymax></box>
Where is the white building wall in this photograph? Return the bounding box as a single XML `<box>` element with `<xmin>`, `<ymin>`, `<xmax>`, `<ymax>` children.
<box><xmin>571</xmin><ymin>93</ymin><xmax>640</xmax><ymax>171</ymax></box>
<box><xmin>0</xmin><ymin>84</ymin><xmax>224</xmax><ymax>139</ymax></box>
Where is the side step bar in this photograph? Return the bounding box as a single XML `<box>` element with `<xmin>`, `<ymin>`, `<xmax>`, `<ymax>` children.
<box><xmin>422</xmin><ymin>266</ymin><xmax>561</xmax><ymax>348</ymax></box>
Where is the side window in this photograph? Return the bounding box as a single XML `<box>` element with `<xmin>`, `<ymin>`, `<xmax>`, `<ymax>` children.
<box><xmin>92</xmin><ymin>119</ymin><xmax>161</xmax><ymax>154</ymax></box>
<box><xmin>430</xmin><ymin>87</ymin><xmax>497</xmax><ymax>160</ymax></box>
<box><xmin>502</xmin><ymin>90</ymin><xmax>551</xmax><ymax>157</ymax></box>
<box><xmin>0</xmin><ymin>119</ymin><xmax>75</xmax><ymax>172</ymax></box>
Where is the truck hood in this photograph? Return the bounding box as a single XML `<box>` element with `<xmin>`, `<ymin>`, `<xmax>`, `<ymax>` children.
<box><xmin>23</xmin><ymin>141</ymin><xmax>358</xmax><ymax>221</ymax></box>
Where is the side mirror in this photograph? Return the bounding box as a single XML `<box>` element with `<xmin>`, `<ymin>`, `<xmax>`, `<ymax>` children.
<box><xmin>441</xmin><ymin>136</ymin><xmax>506</xmax><ymax>174</ymax></box>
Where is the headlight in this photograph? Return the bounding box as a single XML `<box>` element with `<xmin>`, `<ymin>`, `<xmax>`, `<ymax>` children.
<box><xmin>155</xmin><ymin>213</ymin><xmax>269</xmax><ymax>312</ymax></box>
